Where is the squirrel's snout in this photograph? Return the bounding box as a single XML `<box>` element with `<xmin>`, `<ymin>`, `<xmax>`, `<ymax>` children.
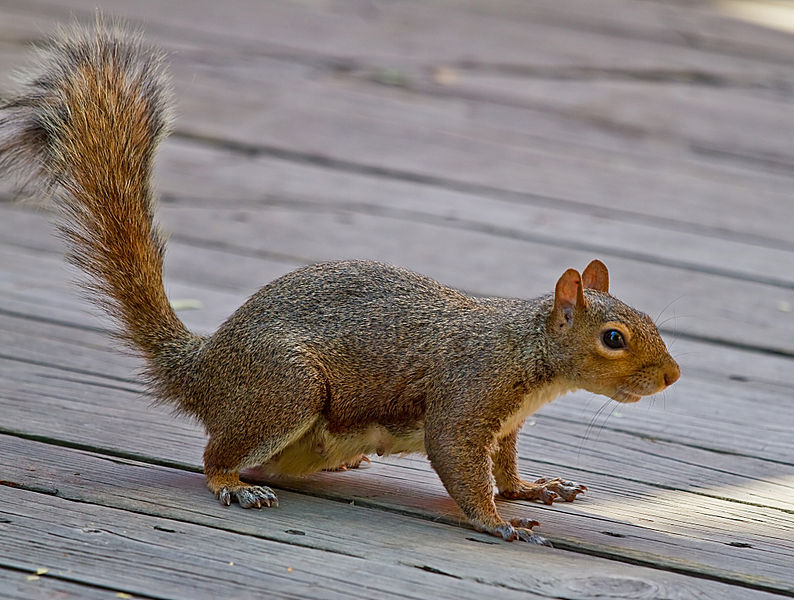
<box><xmin>663</xmin><ymin>362</ymin><xmax>681</xmax><ymax>387</ymax></box>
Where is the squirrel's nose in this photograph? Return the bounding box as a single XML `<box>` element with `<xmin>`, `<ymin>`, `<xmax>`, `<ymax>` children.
<box><xmin>663</xmin><ymin>362</ymin><xmax>681</xmax><ymax>387</ymax></box>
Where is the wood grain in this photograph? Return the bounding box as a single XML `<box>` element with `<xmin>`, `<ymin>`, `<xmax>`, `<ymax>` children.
<box><xmin>0</xmin><ymin>0</ymin><xmax>792</xmax><ymax>598</ymax></box>
<box><xmin>1</xmin><ymin>435</ymin><xmax>787</xmax><ymax>600</ymax></box>
<box><xmin>1</xmin><ymin>356</ymin><xmax>792</xmax><ymax>593</ymax></box>
<box><xmin>2</xmin><ymin>3</ymin><xmax>794</xmax><ymax>241</ymax></box>
<box><xmin>0</xmin><ymin>487</ymin><xmax>550</xmax><ymax>600</ymax></box>
<box><xmin>0</xmin><ymin>566</ymin><xmax>124</xmax><ymax>600</ymax></box>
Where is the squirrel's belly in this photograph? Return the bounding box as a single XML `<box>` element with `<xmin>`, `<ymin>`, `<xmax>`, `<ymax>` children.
<box><xmin>263</xmin><ymin>419</ymin><xmax>426</xmax><ymax>476</ymax></box>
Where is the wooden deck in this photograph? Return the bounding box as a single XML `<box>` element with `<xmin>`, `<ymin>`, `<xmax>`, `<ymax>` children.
<box><xmin>1</xmin><ymin>1</ymin><xmax>793</xmax><ymax>598</ymax></box>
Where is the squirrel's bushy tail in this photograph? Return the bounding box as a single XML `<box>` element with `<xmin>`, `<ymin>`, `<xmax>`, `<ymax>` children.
<box><xmin>0</xmin><ymin>24</ymin><xmax>203</xmax><ymax>412</ymax></box>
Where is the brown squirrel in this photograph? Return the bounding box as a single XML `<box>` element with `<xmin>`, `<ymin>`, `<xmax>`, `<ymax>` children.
<box><xmin>0</xmin><ymin>25</ymin><xmax>679</xmax><ymax>544</ymax></box>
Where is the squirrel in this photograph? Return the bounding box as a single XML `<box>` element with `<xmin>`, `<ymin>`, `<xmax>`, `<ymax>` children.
<box><xmin>0</xmin><ymin>25</ymin><xmax>680</xmax><ymax>544</ymax></box>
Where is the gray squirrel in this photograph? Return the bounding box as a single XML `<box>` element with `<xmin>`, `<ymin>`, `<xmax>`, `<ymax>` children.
<box><xmin>0</xmin><ymin>25</ymin><xmax>680</xmax><ymax>543</ymax></box>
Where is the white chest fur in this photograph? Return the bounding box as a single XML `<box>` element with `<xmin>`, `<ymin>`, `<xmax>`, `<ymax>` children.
<box><xmin>497</xmin><ymin>380</ymin><xmax>573</xmax><ymax>438</ymax></box>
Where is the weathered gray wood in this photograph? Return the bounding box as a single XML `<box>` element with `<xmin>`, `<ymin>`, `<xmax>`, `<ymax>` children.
<box><xmin>2</xmin><ymin>139</ymin><xmax>794</xmax><ymax>296</ymax></box>
<box><xmin>2</xmin><ymin>199</ymin><xmax>794</xmax><ymax>356</ymax></box>
<box><xmin>0</xmin><ymin>486</ymin><xmax>547</xmax><ymax>600</ymax></box>
<box><xmin>147</xmin><ymin>56</ymin><xmax>794</xmax><ymax>246</ymax></box>
<box><xmin>4</xmin><ymin>434</ymin><xmax>784</xmax><ymax>600</ymax></box>
<box><xmin>0</xmin><ymin>566</ymin><xmax>122</xmax><ymax>600</ymax></box>
<box><xmin>266</xmin><ymin>460</ymin><xmax>794</xmax><ymax>595</ymax></box>
<box><xmin>2</xmin><ymin>3</ymin><xmax>794</xmax><ymax>245</ymax></box>
<box><xmin>151</xmin><ymin>140</ymin><xmax>794</xmax><ymax>287</ymax></box>
<box><xmin>407</xmin><ymin>69</ymin><xmax>794</xmax><ymax>164</ymax></box>
<box><xmin>447</xmin><ymin>0</ymin><xmax>794</xmax><ymax>64</ymax></box>
<box><xmin>7</xmin><ymin>133</ymin><xmax>794</xmax><ymax>290</ymax></box>
<box><xmin>2</xmin><ymin>355</ymin><xmax>793</xmax><ymax>594</ymax></box>
<box><xmin>6</xmin><ymin>0</ymin><xmax>794</xmax><ymax>78</ymax></box>
<box><xmin>1</xmin><ymin>0</ymin><xmax>793</xmax><ymax>597</ymax></box>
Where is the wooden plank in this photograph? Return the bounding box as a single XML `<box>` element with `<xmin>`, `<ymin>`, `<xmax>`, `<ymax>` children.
<box><xmin>0</xmin><ymin>239</ymin><xmax>261</xmax><ymax>337</ymax></box>
<box><xmin>447</xmin><ymin>0</ymin><xmax>794</xmax><ymax>64</ymax></box>
<box><xmin>2</xmin><ymin>199</ymin><xmax>794</xmax><ymax>356</ymax></box>
<box><xmin>166</xmin><ymin>63</ymin><xmax>794</xmax><ymax>239</ymax></box>
<box><xmin>2</xmin><ymin>26</ymin><xmax>789</xmax><ymax>196</ymax></box>
<box><xmin>2</xmin><ymin>3</ymin><xmax>793</xmax><ymax>245</ymax></box>
<box><xmin>147</xmin><ymin>139</ymin><xmax>794</xmax><ymax>287</ymax></box>
<box><xmin>160</xmin><ymin>54</ymin><xmax>794</xmax><ymax>239</ymax></box>
<box><xmin>0</xmin><ymin>489</ymin><xmax>544</xmax><ymax>600</ymax></box>
<box><xmin>4</xmin><ymin>436</ymin><xmax>786</xmax><ymax>600</ymax></box>
<box><xmin>0</xmin><ymin>566</ymin><xmax>121</xmax><ymax>600</ymax></box>
<box><xmin>7</xmin><ymin>135</ymin><xmax>794</xmax><ymax>292</ymax></box>
<box><xmin>154</xmin><ymin>204</ymin><xmax>794</xmax><ymax>355</ymax></box>
<box><xmin>2</xmin><ymin>354</ymin><xmax>793</xmax><ymax>593</ymax></box>
<box><xmin>6</xmin><ymin>0</ymin><xmax>793</xmax><ymax>76</ymax></box>
<box><xmin>376</xmin><ymin>68</ymin><xmax>794</xmax><ymax>172</ymax></box>
<box><xmin>2</xmin><ymin>425</ymin><xmax>793</xmax><ymax>597</ymax></box>
<box><xmin>268</xmin><ymin>459</ymin><xmax>794</xmax><ymax>594</ymax></box>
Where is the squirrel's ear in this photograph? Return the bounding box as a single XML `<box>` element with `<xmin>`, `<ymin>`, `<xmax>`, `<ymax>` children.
<box><xmin>582</xmin><ymin>259</ymin><xmax>609</xmax><ymax>293</ymax></box>
<box><xmin>552</xmin><ymin>268</ymin><xmax>585</xmax><ymax>329</ymax></box>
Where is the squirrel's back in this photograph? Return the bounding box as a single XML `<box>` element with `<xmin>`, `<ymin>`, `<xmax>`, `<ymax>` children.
<box><xmin>200</xmin><ymin>259</ymin><xmax>540</xmax><ymax>429</ymax></box>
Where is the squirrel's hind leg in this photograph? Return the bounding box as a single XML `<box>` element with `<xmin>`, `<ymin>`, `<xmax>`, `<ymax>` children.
<box><xmin>202</xmin><ymin>356</ymin><xmax>326</xmax><ymax>508</ymax></box>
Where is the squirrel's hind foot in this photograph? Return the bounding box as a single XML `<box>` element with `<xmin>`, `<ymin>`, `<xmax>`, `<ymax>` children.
<box><xmin>207</xmin><ymin>471</ymin><xmax>279</xmax><ymax>509</ymax></box>
<box><xmin>490</xmin><ymin>518</ymin><xmax>550</xmax><ymax>546</ymax></box>
<box><xmin>217</xmin><ymin>484</ymin><xmax>279</xmax><ymax>509</ymax></box>
<box><xmin>500</xmin><ymin>477</ymin><xmax>587</xmax><ymax>504</ymax></box>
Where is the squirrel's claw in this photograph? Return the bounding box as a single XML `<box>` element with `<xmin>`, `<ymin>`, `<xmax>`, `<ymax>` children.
<box><xmin>515</xmin><ymin>528</ymin><xmax>551</xmax><ymax>546</ymax></box>
<box><xmin>537</xmin><ymin>478</ymin><xmax>587</xmax><ymax>502</ymax></box>
<box><xmin>500</xmin><ymin>477</ymin><xmax>587</xmax><ymax>504</ymax></box>
<box><xmin>510</xmin><ymin>517</ymin><xmax>540</xmax><ymax>529</ymax></box>
<box><xmin>217</xmin><ymin>485</ymin><xmax>279</xmax><ymax>509</ymax></box>
<box><xmin>492</xmin><ymin>519</ymin><xmax>551</xmax><ymax>546</ymax></box>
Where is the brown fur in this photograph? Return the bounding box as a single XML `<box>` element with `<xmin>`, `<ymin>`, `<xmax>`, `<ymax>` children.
<box><xmin>0</xmin><ymin>25</ymin><xmax>680</xmax><ymax>543</ymax></box>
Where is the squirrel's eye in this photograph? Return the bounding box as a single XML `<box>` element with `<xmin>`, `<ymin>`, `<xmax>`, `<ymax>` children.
<box><xmin>602</xmin><ymin>329</ymin><xmax>626</xmax><ymax>350</ymax></box>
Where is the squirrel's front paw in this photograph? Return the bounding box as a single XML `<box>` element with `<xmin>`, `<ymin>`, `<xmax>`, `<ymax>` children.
<box><xmin>500</xmin><ymin>477</ymin><xmax>587</xmax><ymax>504</ymax></box>
<box><xmin>491</xmin><ymin>518</ymin><xmax>549</xmax><ymax>545</ymax></box>
<box><xmin>217</xmin><ymin>485</ymin><xmax>279</xmax><ymax>509</ymax></box>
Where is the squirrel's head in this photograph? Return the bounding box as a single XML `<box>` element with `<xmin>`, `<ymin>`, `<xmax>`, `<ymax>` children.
<box><xmin>547</xmin><ymin>260</ymin><xmax>680</xmax><ymax>403</ymax></box>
